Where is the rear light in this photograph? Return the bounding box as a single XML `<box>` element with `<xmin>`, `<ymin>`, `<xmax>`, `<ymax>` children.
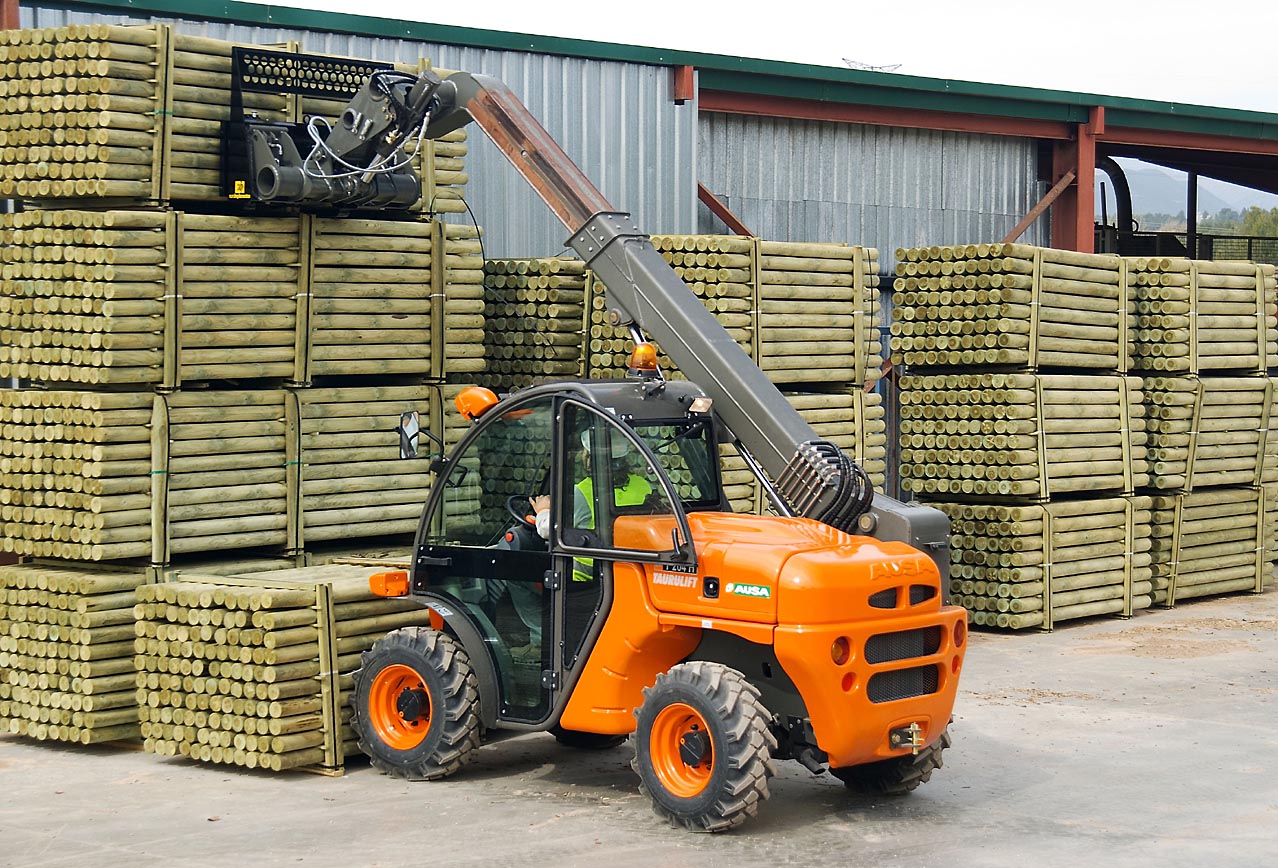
<box><xmin>953</xmin><ymin>619</ymin><xmax>967</xmax><ymax>648</ymax></box>
<box><xmin>369</xmin><ymin>570</ymin><xmax>409</xmax><ymax>597</ymax></box>
<box><xmin>830</xmin><ymin>636</ymin><xmax>850</xmax><ymax>666</ymax></box>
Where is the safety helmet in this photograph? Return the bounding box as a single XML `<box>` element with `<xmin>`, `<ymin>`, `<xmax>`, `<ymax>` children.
<box><xmin>581</xmin><ymin>428</ymin><xmax>631</xmax><ymax>460</ymax></box>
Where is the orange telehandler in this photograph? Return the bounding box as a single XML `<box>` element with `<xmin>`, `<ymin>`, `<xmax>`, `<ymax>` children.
<box><xmin>235</xmin><ymin>56</ymin><xmax>967</xmax><ymax>831</ymax></box>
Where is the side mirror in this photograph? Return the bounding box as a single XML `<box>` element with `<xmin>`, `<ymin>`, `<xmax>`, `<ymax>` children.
<box><xmin>397</xmin><ymin>411</ymin><xmax>421</xmax><ymax>459</ymax></box>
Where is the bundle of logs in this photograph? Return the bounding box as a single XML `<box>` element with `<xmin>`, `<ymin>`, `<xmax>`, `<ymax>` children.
<box><xmin>0</xmin><ymin>564</ymin><xmax>144</xmax><ymax>744</ymax></box>
<box><xmin>1142</xmin><ymin>376</ymin><xmax>1278</xmax><ymax>491</ymax></box>
<box><xmin>0</xmin><ymin>25</ymin><xmax>166</xmax><ymax>201</ymax></box>
<box><xmin>307</xmin><ymin>218</ymin><xmax>434</xmax><ymax>380</ymax></box>
<box><xmin>1149</xmin><ymin>488</ymin><xmax>1278</xmax><ymax>604</ymax></box>
<box><xmin>939</xmin><ymin>498</ymin><xmax>1155</xmax><ymax>630</ymax></box>
<box><xmin>481</xmin><ymin>258</ymin><xmax>587</xmax><ymax>392</ymax></box>
<box><xmin>898</xmin><ymin>373</ymin><xmax>1150</xmax><ymax>499</ymax></box>
<box><xmin>295</xmin><ymin>385</ymin><xmax>438</xmax><ymax>545</ymax></box>
<box><xmin>890</xmin><ymin>243</ymin><xmax>1132</xmax><ymax>371</ymax></box>
<box><xmin>133</xmin><ymin>566</ymin><xmax>431</xmax><ymax>772</ymax></box>
<box><xmin>0</xmin><ymin>209</ymin><xmax>485</xmax><ymax>387</ymax></box>
<box><xmin>1129</xmin><ymin>258</ymin><xmax>1277</xmax><ymax>373</ymax></box>
<box><xmin>585</xmin><ymin>235</ymin><xmax>881</xmax><ymax>389</ymax></box>
<box><xmin>1</xmin><ymin>389</ymin><xmax>154</xmax><ymax>561</ymax></box>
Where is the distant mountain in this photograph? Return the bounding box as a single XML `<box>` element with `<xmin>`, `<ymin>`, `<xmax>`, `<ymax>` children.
<box><xmin>1095</xmin><ymin>161</ymin><xmax>1278</xmax><ymax>218</ymax></box>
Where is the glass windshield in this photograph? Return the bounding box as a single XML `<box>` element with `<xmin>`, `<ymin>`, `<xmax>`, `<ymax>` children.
<box><xmin>633</xmin><ymin>419</ymin><xmax>720</xmax><ymax>509</ymax></box>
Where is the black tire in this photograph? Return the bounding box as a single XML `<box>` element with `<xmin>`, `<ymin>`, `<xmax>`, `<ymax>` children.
<box><xmin>550</xmin><ymin>725</ymin><xmax>628</xmax><ymax>750</ymax></box>
<box><xmin>830</xmin><ymin>727</ymin><xmax>952</xmax><ymax>796</ymax></box>
<box><xmin>632</xmin><ymin>662</ymin><xmax>776</xmax><ymax>832</ymax></box>
<box><xmin>350</xmin><ymin>627</ymin><xmax>481</xmax><ymax>781</ymax></box>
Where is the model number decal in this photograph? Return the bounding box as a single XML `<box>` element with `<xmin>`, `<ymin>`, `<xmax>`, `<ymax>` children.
<box><xmin>724</xmin><ymin>582</ymin><xmax>771</xmax><ymax>599</ymax></box>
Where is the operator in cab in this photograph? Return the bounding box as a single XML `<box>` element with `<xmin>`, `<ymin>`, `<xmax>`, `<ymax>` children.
<box><xmin>530</xmin><ymin>429</ymin><xmax>653</xmax><ymax>578</ymax></box>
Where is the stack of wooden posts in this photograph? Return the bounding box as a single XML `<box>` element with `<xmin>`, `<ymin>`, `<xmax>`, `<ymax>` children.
<box><xmin>0</xmin><ymin>389</ymin><xmax>153</xmax><ymax>561</ymax></box>
<box><xmin>1129</xmin><ymin>259</ymin><xmax>1277</xmax><ymax>373</ymax></box>
<box><xmin>0</xmin><ymin>209</ymin><xmax>169</xmax><ymax>386</ymax></box>
<box><xmin>0</xmin><ymin>25</ymin><xmax>166</xmax><ymax>201</ymax></box>
<box><xmin>481</xmin><ymin>257</ymin><xmax>586</xmax><ymax>392</ymax></box>
<box><xmin>0</xmin><ymin>564</ymin><xmax>142</xmax><ymax>744</ymax></box>
<box><xmin>898</xmin><ymin>373</ymin><xmax>1149</xmax><ymax>499</ymax></box>
<box><xmin>294</xmin><ymin>385</ymin><xmax>438</xmax><ymax>546</ymax></box>
<box><xmin>307</xmin><ymin>217</ymin><xmax>433</xmax><ymax>380</ymax></box>
<box><xmin>132</xmin><ymin>566</ymin><xmax>430</xmax><ymax>771</ymax></box>
<box><xmin>441</xmin><ymin>223</ymin><xmax>488</xmax><ymax>379</ymax></box>
<box><xmin>890</xmin><ymin>243</ymin><xmax>1132</xmax><ymax>371</ymax></box>
<box><xmin>152</xmin><ymin>391</ymin><xmax>289</xmax><ymax>562</ymax></box>
<box><xmin>892</xmin><ymin>243</ymin><xmax>1160</xmax><ymax>629</ymax></box>
<box><xmin>757</xmin><ymin>241</ymin><xmax>882</xmax><ymax>388</ymax></box>
<box><xmin>1142</xmin><ymin>376</ymin><xmax>1275</xmax><ymax>491</ymax></box>
<box><xmin>939</xmin><ymin>498</ymin><xmax>1154</xmax><ymax>629</ymax></box>
<box><xmin>586</xmin><ymin>235</ymin><xmax>882</xmax><ymax>390</ymax></box>
<box><xmin>1148</xmin><ymin>488</ymin><xmax>1278</xmax><ymax>604</ymax></box>
<box><xmin>178</xmin><ymin>214</ymin><xmax>303</xmax><ymax>382</ymax></box>
<box><xmin>1127</xmin><ymin>258</ymin><xmax>1278</xmax><ymax>607</ymax></box>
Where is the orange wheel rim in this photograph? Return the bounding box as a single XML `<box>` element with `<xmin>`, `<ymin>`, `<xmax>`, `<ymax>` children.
<box><xmin>368</xmin><ymin>664</ymin><xmax>431</xmax><ymax>751</ymax></box>
<box><xmin>649</xmin><ymin>702</ymin><xmax>714</xmax><ymax>798</ymax></box>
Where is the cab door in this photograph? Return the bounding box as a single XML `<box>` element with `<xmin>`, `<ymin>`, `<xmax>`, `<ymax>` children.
<box><xmin>413</xmin><ymin>395</ymin><xmax>562</xmax><ymax>724</ymax></box>
<box><xmin>552</xmin><ymin>401</ymin><xmax>698</xmax><ymax>679</ymax></box>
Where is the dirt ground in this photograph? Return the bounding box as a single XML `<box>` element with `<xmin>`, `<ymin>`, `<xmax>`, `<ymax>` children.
<box><xmin>2</xmin><ymin>591</ymin><xmax>1275</xmax><ymax>868</ymax></box>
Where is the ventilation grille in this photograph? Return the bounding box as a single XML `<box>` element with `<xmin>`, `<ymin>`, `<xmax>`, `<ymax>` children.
<box><xmin>867</xmin><ymin>665</ymin><xmax>939</xmax><ymax>704</ymax></box>
<box><xmin>909</xmin><ymin>584</ymin><xmax>937</xmax><ymax>605</ymax></box>
<box><xmin>868</xmin><ymin>589</ymin><xmax>897</xmax><ymax>609</ymax></box>
<box><xmin>865</xmin><ymin>627</ymin><xmax>942</xmax><ymax>664</ymax></box>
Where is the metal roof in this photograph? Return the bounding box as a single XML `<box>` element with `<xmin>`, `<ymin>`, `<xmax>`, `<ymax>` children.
<box><xmin>51</xmin><ymin>0</ymin><xmax>1278</xmax><ymax>142</ymax></box>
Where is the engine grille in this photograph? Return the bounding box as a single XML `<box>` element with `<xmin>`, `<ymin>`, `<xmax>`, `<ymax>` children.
<box><xmin>868</xmin><ymin>589</ymin><xmax>896</xmax><ymax>609</ymax></box>
<box><xmin>864</xmin><ymin>626</ymin><xmax>942</xmax><ymax>664</ymax></box>
<box><xmin>867</xmin><ymin>665</ymin><xmax>939</xmax><ymax>703</ymax></box>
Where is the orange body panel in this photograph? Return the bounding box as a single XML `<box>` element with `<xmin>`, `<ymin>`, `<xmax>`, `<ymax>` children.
<box><xmin>557</xmin><ymin>562</ymin><xmax>701</xmax><ymax>734</ymax></box>
<box><xmin>565</xmin><ymin>511</ymin><xmax>967</xmax><ymax>762</ymax></box>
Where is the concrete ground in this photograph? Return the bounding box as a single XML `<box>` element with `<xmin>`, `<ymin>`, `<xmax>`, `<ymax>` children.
<box><xmin>1</xmin><ymin>591</ymin><xmax>1275</xmax><ymax>868</ymax></box>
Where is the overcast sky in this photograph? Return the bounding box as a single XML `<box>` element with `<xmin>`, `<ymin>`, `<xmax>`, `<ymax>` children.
<box><xmin>266</xmin><ymin>0</ymin><xmax>1278</xmax><ymax>113</ymax></box>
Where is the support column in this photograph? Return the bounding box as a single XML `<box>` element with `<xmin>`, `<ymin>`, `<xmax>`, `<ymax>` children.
<box><xmin>1</xmin><ymin>0</ymin><xmax>19</xmax><ymax>30</ymax></box>
<box><xmin>1050</xmin><ymin>106</ymin><xmax>1104</xmax><ymax>253</ymax></box>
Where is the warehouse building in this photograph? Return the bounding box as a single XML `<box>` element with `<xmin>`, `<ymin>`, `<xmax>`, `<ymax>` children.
<box><xmin>14</xmin><ymin>0</ymin><xmax>1278</xmax><ymax>265</ymax></box>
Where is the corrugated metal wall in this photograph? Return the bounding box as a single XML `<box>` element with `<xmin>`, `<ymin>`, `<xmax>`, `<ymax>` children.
<box><xmin>698</xmin><ymin>113</ymin><xmax>1048</xmax><ymax>269</ymax></box>
<box><xmin>22</xmin><ymin>5</ymin><xmax>700</xmax><ymax>258</ymax></box>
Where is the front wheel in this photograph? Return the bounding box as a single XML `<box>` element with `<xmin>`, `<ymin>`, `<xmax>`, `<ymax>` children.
<box><xmin>632</xmin><ymin>662</ymin><xmax>776</xmax><ymax>832</ymax></box>
<box><xmin>830</xmin><ymin>727</ymin><xmax>952</xmax><ymax>795</ymax></box>
<box><xmin>351</xmin><ymin>627</ymin><xmax>481</xmax><ymax>780</ymax></box>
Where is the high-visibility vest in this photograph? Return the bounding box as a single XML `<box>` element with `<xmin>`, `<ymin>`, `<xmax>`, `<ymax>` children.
<box><xmin>571</xmin><ymin>474</ymin><xmax>653</xmax><ymax>582</ymax></box>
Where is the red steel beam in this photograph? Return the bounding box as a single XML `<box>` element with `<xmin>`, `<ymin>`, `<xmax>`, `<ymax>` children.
<box><xmin>1002</xmin><ymin>170</ymin><xmax>1075</xmax><ymax>244</ymax></box>
<box><xmin>701</xmin><ymin>89</ymin><xmax>1075</xmax><ymax>140</ymax></box>
<box><xmin>1</xmin><ymin>0</ymin><xmax>18</xmax><ymax>29</ymax></box>
<box><xmin>697</xmin><ymin>183</ymin><xmax>752</xmax><ymax>236</ymax></box>
<box><xmin>1104</xmin><ymin>125</ymin><xmax>1278</xmax><ymax>156</ymax></box>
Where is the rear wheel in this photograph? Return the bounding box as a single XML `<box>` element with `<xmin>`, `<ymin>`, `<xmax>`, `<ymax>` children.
<box><xmin>632</xmin><ymin>662</ymin><xmax>776</xmax><ymax>832</ymax></box>
<box><xmin>830</xmin><ymin>727</ymin><xmax>952</xmax><ymax>795</ymax></box>
<box><xmin>351</xmin><ymin>627</ymin><xmax>480</xmax><ymax>780</ymax></box>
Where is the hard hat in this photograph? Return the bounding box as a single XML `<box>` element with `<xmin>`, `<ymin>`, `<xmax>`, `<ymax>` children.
<box><xmin>581</xmin><ymin>428</ymin><xmax>630</xmax><ymax>460</ymax></box>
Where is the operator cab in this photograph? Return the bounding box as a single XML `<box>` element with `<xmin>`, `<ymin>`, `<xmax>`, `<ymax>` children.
<box><xmin>409</xmin><ymin>379</ymin><xmax>722</xmax><ymax>728</ymax></box>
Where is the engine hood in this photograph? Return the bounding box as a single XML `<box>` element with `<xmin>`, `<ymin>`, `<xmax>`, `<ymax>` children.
<box><xmin>625</xmin><ymin>513</ymin><xmax>940</xmax><ymax>625</ymax></box>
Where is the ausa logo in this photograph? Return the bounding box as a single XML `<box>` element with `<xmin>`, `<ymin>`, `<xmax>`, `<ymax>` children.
<box><xmin>724</xmin><ymin>582</ymin><xmax>771</xmax><ymax>599</ymax></box>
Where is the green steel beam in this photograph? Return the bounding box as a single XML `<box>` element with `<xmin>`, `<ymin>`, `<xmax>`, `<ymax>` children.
<box><xmin>40</xmin><ymin>0</ymin><xmax>1278</xmax><ymax>141</ymax></box>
